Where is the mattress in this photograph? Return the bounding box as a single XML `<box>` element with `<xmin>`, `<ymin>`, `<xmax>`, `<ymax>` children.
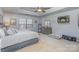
<box><xmin>1</xmin><ymin>30</ymin><xmax>39</xmax><ymax>49</ymax></box>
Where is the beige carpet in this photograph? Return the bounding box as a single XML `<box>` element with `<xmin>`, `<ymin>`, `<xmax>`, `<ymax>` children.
<box><xmin>17</xmin><ymin>34</ymin><xmax>79</xmax><ymax>52</ymax></box>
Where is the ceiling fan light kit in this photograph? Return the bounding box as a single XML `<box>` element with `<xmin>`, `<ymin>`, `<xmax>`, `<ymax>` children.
<box><xmin>35</xmin><ymin>7</ymin><xmax>46</xmax><ymax>12</ymax></box>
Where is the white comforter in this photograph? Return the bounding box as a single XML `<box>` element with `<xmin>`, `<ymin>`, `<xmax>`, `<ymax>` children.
<box><xmin>1</xmin><ymin>30</ymin><xmax>39</xmax><ymax>48</ymax></box>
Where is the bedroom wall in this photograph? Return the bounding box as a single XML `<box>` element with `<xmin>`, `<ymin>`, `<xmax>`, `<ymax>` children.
<box><xmin>3</xmin><ymin>13</ymin><xmax>39</xmax><ymax>32</ymax></box>
<box><xmin>41</xmin><ymin>9</ymin><xmax>79</xmax><ymax>40</ymax></box>
<box><xmin>0</xmin><ymin>8</ymin><xmax>3</xmax><ymax>15</ymax></box>
<box><xmin>0</xmin><ymin>8</ymin><xmax>3</xmax><ymax>28</ymax></box>
<box><xmin>0</xmin><ymin>8</ymin><xmax>3</xmax><ymax>51</ymax></box>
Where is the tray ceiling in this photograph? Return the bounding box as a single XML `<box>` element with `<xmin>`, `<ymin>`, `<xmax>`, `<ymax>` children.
<box><xmin>2</xmin><ymin>7</ymin><xmax>79</xmax><ymax>16</ymax></box>
<box><xmin>20</xmin><ymin>7</ymin><xmax>51</xmax><ymax>12</ymax></box>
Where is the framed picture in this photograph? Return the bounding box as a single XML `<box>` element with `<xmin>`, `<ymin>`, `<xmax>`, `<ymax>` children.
<box><xmin>57</xmin><ymin>15</ymin><xmax>70</xmax><ymax>23</ymax></box>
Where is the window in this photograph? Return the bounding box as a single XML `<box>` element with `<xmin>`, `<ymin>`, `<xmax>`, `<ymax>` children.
<box><xmin>18</xmin><ymin>18</ymin><xmax>26</xmax><ymax>30</ymax></box>
<box><xmin>19</xmin><ymin>18</ymin><xmax>26</xmax><ymax>24</ymax></box>
<box><xmin>18</xmin><ymin>18</ymin><xmax>33</xmax><ymax>30</ymax></box>
<box><xmin>27</xmin><ymin>19</ymin><xmax>32</xmax><ymax>25</ymax></box>
<box><xmin>26</xmin><ymin>19</ymin><xmax>33</xmax><ymax>30</ymax></box>
<box><xmin>44</xmin><ymin>21</ymin><xmax>50</xmax><ymax>27</ymax></box>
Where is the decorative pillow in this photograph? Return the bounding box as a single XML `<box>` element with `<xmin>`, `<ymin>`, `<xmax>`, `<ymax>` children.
<box><xmin>11</xmin><ymin>28</ymin><xmax>18</xmax><ymax>33</ymax></box>
<box><xmin>0</xmin><ymin>29</ymin><xmax>5</xmax><ymax>38</ymax></box>
<box><xmin>6</xmin><ymin>28</ymin><xmax>14</xmax><ymax>35</ymax></box>
<box><xmin>5</xmin><ymin>28</ymin><xmax>18</xmax><ymax>35</ymax></box>
<box><xmin>7</xmin><ymin>28</ymin><xmax>15</xmax><ymax>35</ymax></box>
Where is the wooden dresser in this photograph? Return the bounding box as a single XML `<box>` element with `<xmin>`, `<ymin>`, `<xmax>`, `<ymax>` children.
<box><xmin>42</xmin><ymin>27</ymin><xmax>52</xmax><ymax>35</ymax></box>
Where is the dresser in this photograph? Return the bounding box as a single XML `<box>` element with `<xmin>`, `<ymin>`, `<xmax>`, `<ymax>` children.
<box><xmin>42</xmin><ymin>27</ymin><xmax>52</xmax><ymax>35</ymax></box>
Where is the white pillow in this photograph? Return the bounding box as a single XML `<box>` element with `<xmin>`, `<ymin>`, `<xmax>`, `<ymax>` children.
<box><xmin>6</xmin><ymin>28</ymin><xmax>15</xmax><ymax>35</ymax></box>
<box><xmin>6</xmin><ymin>28</ymin><xmax>18</xmax><ymax>35</ymax></box>
<box><xmin>0</xmin><ymin>29</ymin><xmax>5</xmax><ymax>38</ymax></box>
<box><xmin>11</xmin><ymin>28</ymin><xmax>18</xmax><ymax>33</ymax></box>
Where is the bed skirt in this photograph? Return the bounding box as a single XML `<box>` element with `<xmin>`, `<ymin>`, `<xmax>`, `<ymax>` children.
<box><xmin>1</xmin><ymin>38</ymin><xmax>38</xmax><ymax>52</ymax></box>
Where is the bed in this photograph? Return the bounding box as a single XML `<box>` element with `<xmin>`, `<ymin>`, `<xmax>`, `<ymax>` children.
<box><xmin>1</xmin><ymin>30</ymin><xmax>39</xmax><ymax>52</ymax></box>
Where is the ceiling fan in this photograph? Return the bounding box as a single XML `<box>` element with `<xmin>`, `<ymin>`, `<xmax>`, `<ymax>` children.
<box><xmin>34</xmin><ymin>7</ymin><xmax>46</xmax><ymax>13</ymax></box>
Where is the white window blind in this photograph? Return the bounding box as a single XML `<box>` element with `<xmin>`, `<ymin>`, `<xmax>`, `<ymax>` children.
<box><xmin>27</xmin><ymin>19</ymin><xmax>32</xmax><ymax>24</ymax></box>
<box><xmin>19</xmin><ymin>18</ymin><xmax>26</xmax><ymax>24</ymax></box>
